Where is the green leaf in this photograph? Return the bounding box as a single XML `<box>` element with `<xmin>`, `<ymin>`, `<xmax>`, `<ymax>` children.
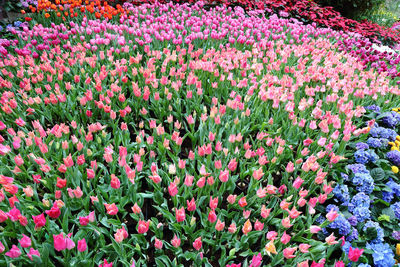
<box><xmin>382</xmin><ymin>207</ymin><xmax>396</xmax><ymax>220</ymax></box>
<box><xmin>365</xmin><ymin>227</ymin><xmax>377</xmax><ymax>240</ymax></box>
<box><xmin>370</xmin><ymin>168</ymin><xmax>385</xmax><ymax>182</ymax></box>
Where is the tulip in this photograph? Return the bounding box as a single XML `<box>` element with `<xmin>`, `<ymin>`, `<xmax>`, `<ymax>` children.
<box><xmin>242</xmin><ymin>219</ymin><xmax>252</xmax><ymax>235</ymax></box>
<box><xmin>299</xmin><ymin>243</ymin><xmax>311</xmax><ymax>253</ymax></box>
<box><xmin>348</xmin><ymin>247</ymin><xmax>363</xmax><ymax>262</ymax></box>
<box><xmin>265</xmin><ymin>241</ymin><xmax>277</xmax><ymax>255</ymax></box>
<box><xmin>310</xmin><ymin>225</ymin><xmax>321</xmax><ymax>233</ymax></box>
<box><xmin>325</xmin><ymin>233</ymin><xmax>338</xmax><ymax>245</ymax></box>
<box><xmin>154</xmin><ymin>238</ymin><xmax>163</xmax><ymax>249</ymax></box>
<box><xmin>208</xmin><ymin>210</ymin><xmax>217</xmax><ymax>223</ymax></box>
<box><xmin>77</xmin><ymin>238</ymin><xmax>87</xmax><ymax>252</ymax></box>
<box><xmin>5</xmin><ymin>245</ymin><xmax>21</xmax><ymax>258</ymax></box>
<box><xmin>254</xmin><ymin>220</ymin><xmax>264</xmax><ymax>231</ymax></box>
<box><xmin>19</xmin><ymin>234</ymin><xmax>31</xmax><ymax>248</ymax></box>
<box><xmin>187</xmin><ymin>198</ymin><xmax>196</xmax><ymax>211</ymax></box>
<box><xmin>175</xmin><ymin>207</ymin><xmax>186</xmax><ymax>222</ymax></box>
<box><xmin>209</xmin><ymin>196</ymin><xmax>218</xmax><ymax>210</ymax></box>
<box><xmin>193</xmin><ymin>237</ymin><xmax>202</xmax><ymax>251</ymax></box>
<box><xmin>283</xmin><ymin>247</ymin><xmax>297</xmax><ymax>259</ymax></box>
<box><xmin>27</xmin><ymin>248</ymin><xmax>40</xmax><ymax>261</ymax></box>
<box><xmin>171</xmin><ymin>235</ymin><xmax>181</xmax><ymax>248</ymax></box>
<box><xmin>238</xmin><ymin>197</ymin><xmax>247</xmax><ymax>207</ymax></box>
<box><xmin>215</xmin><ymin>219</ymin><xmax>225</xmax><ymax>231</ymax></box>
<box><xmin>281</xmin><ymin>231</ymin><xmax>291</xmax><ymax>244</ymax></box>
<box><xmin>46</xmin><ymin>203</ymin><xmax>61</xmax><ymax>219</ymax></box>
<box><xmin>228</xmin><ymin>222</ymin><xmax>237</xmax><ymax>233</ymax></box>
<box><xmin>138</xmin><ymin>220</ymin><xmax>150</xmax><ymax>234</ymax></box>
<box><xmin>326</xmin><ymin>209</ymin><xmax>339</xmax><ymax>222</ymax></box>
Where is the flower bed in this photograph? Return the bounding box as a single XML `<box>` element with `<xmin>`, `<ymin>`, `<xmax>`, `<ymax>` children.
<box><xmin>319</xmin><ymin>105</ymin><xmax>400</xmax><ymax>266</ymax></box>
<box><xmin>0</xmin><ymin>1</ymin><xmax>399</xmax><ymax>266</ymax></box>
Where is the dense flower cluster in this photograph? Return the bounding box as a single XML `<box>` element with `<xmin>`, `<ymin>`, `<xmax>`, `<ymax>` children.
<box><xmin>0</xmin><ymin>0</ymin><xmax>399</xmax><ymax>266</ymax></box>
<box><xmin>325</xmin><ymin>107</ymin><xmax>400</xmax><ymax>265</ymax></box>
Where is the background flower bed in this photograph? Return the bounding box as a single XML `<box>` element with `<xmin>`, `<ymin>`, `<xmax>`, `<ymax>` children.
<box><xmin>13</xmin><ymin>0</ymin><xmax>400</xmax><ymax>87</ymax></box>
<box><xmin>0</xmin><ymin>1</ymin><xmax>400</xmax><ymax>266</ymax></box>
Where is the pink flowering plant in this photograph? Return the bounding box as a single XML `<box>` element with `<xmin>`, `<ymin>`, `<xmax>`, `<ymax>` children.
<box><xmin>0</xmin><ymin>1</ymin><xmax>399</xmax><ymax>266</ymax></box>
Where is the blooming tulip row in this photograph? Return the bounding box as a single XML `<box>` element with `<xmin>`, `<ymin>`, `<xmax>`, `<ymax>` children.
<box><xmin>0</xmin><ymin>1</ymin><xmax>399</xmax><ymax>266</ymax></box>
<box><xmin>27</xmin><ymin>0</ymin><xmax>400</xmax><ymax>46</ymax></box>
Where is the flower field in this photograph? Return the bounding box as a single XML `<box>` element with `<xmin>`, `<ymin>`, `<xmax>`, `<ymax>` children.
<box><xmin>1</xmin><ymin>0</ymin><xmax>400</xmax><ymax>266</ymax></box>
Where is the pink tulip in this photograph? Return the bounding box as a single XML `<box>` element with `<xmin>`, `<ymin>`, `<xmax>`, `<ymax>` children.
<box><xmin>171</xmin><ymin>235</ymin><xmax>181</xmax><ymax>248</ymax></box>
<box><xmin>175</xmin><ymin>207</ymin><xmax>186</xmax><ymax>222</ymax></box>
<box><xmin>283</xmin><ymin>247</ymin><xmax>297</xmax><ymax>259</ymax></box>
<box><xmin>27</xmin><ymin>248</ymin><xmax>40</xmax><ymax>261</ymax></box>
<box><xmin>19</xmin><ymin>234</ymin><xmax>31</xmax><ymax>248</ymax></box>
<box><xmin>193</xmin><ymin>237</ymin><xmax>202</xmax><ymax>251</ymax></box>
<box><xmin>5</xmin><ymin>245</ymin><xmax>21</xmax><ymax>258</ymax></box>
<box><xmin>280</xmin><ymin>231</ymin><xmax>291</xmax><ymax>244</ymax></box>
<box><xmin>137</xmin><ymin>220</ymin><xmax>150</xmax><ymax>234</ymax></box>
<box><xmin>154</xmin><ymin>238</ymin><xmax>163</xmax><ymax>249</ymax></box>
<box><xmin>77</xmin><ymin>238</ymin><xmax>87</xmax><ymax>252</ymax></box>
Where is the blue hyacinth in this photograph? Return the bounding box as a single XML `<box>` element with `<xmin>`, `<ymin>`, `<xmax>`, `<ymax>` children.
<box><xmin>381</xmin><ymin>111</ymin><xmax>400</xmax><ymax>128</ymax></box>
<box><xmin>352</xmin><ymin>172</ymin><xmax>374</xmax><ymax>194</ymax></box>
<box><xmin>333</xmin><ymin>184</ymin><xmax>350</xmax><ymax>205</ymax></box>
<box><xmin>346</xmin><ymin>164</ymin><xmax>368</xmax><ymax>174</ymax></box>
<box><xmin>365</xmin><ymin>105</ymin><xmax>381</xmax><ymax>113</ymax></box>
<box><xmin>387</xmin><ymin>150</ymin><xmax>400</xmax><ymax>166</ymax></box>
<box><xmin>366</xmin><ymin>137</ymin><xmax>382</xmax><ymax>148</ymax></box>
<box><xmin>391</xmin><ymin>202</ymin><xmax>400</xmax><ymax>220</ymax></box>
<box><xmin>347</xmin><ymin>227</ymin><xmax>359</xmax><ymax>242</ymax></box>
<box><xmin>356</xmin><ymin>142</ymin><xmax>369</xmax><ymax>150</ymax></box>
<box><xmin>328</xmin><ymin>215</ymin><xmax>351</xmax><ymax>236</ymax></box>
<box><xmin>366</xmin><ymin>242</ymin><xmax>396</xmax><ymax>267</ymax></box>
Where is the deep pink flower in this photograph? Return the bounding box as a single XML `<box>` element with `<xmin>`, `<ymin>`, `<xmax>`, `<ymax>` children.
<box><xmin>46</xmin><ymin>203</ymin><xmax>61</xmax><ymax>219</ymax></box>
<box><xmin>27</xmin><ymin>248</ymin><xmax>40</xmax><ymax>261</ymax></box>
<box><xmin>99</xmin><ymin>259</ymin><xmax>113</xmax><ymax>267</ymax></box>
<box><xmin>193</xmin><ymin>237</ymin><xmax>202</xmax><ymax>251</ymax></box>
<box><xmin>154</xmin><ymin>238</ymin><xmax>163</xmax><ymax>249</ymax></box>
<box><xmin>19</xmin><ymin>234</ymin><xmax>31</xmax><ymax>248</ymax></box>
<box><xmin>5</xmin><ymin>245</ymin><xmax>21</xmax><ymax>258</ymax></box>
<box><xmin>186</xmin><ymin>198</ymin><xmax>196</xmax><ymax>211</ymax></box>
<box><xmin>53</xmin><ymin>233</ymin><xmax>67</xmax><ymax>251</ymax></box>
<box><xmin>77</xmin><ymin>238</ymin><xmax>87</xmax><ymax>252</ymax></box>
<box><xmin>32</xmin><ymin>213</ymin><xmax>46</xmax><ymax>229</ymax></box>
<box><xmin>348</xmin><ymin>247</ymin><xmax>363</xmax><ymax>262</ymax></box>
<box><xmin>249</xmin><ymin>253</ymin><xmax>262</xmax><ymax>267</ymax></box>
<box><xmin>171</xmin><ymin>234</ymin><xmax>181</xmax><ymax>248</ymax></box>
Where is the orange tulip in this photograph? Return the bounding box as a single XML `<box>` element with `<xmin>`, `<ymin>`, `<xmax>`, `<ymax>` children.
<box><xmin>265</xmin><ymin>241</ymin><xmax>277</xmax><ymax>255</ymax></box>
